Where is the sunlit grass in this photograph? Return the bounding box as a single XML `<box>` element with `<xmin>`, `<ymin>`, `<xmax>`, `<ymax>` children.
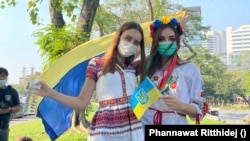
<box><xmin>187</xmin><ymin>116</ymin><xmax>227</xmax><ymax>125</ymax></box>
<box><xmin>10</xmin><ymin>115</ymin><xmax>227</xmax><ymax>141</ymax></box>
<box><xmin>13</xmin><ymin>102</ymin><xmax>248</xmax><ymax>140</ymax></box>
<box><xmin>10</xmin><ymin>119</ymin><xmax>88</xmax><ymax>141</ymax></box>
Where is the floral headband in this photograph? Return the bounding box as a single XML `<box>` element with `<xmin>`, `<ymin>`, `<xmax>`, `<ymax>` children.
<box><xmin>149</xmin><ymin>16</ymin><xmax>183</xmax><ymax>37</ymax></box>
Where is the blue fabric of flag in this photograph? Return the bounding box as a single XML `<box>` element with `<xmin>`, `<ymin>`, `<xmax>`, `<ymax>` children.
<box><xmin>37</xmin><ymin>61</ymin><xmax>89</xmax><ymax>140</ymax></box>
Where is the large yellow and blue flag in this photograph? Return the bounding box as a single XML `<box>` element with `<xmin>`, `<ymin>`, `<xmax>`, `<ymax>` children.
<box><xmin>130</xmin><ymin>77</ymin><xmax>161</xmax><ymax>119</ymax></box>
<box><xmin>29</xmin><ymin>11</ymin><xmax>186</xmax><ymax>141</ymax></box>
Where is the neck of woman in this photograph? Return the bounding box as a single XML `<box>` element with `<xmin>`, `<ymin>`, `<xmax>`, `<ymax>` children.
<box><xmin>116</xmin><ymin>54</ymin><xmax>126</xmax><ymax>68</ymax></box>
<box><xmin>161</xmin><ymin>57</ymin><xmax>172</xmax><ymax>70</ymax></box>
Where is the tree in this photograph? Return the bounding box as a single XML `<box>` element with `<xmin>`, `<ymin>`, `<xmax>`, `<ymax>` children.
<box><xmin>246</xmin><ymin>71</ymin><xmax>250</xmax><ymax>105</ymax></box>
<box><xmin>147</xmin><ymin>0</ymin><xmax>153</xmax><ymax>20</ymax></box>
<box><xmin>215</xmin><ymin>70</ymin><xmax>249</xmax><ymax>105</ymax></box>
<box><xmin>2</xmin><ymin>0</ymin><xmax>100</xmax><ymax>131</ymax></box>
<box><xmin>236</xmin><ymin>51</ymin><xmax>250</xmax><ymax>70</ymax></box>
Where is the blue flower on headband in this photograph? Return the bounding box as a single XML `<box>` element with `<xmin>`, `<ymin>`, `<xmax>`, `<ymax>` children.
<box><xmin>150</xmin><ymin>17</ymin><xmax>183</xmax><ymax>37</ymax></box>
<box><xmin>170</xmin><ymin>18</ymin><xmax>178</xmax><ymax>28</ymax></box>
<box><xmin>153</xmin><ymin>19</ymin><xmax>162</xmax><ymax>29</ymax></box>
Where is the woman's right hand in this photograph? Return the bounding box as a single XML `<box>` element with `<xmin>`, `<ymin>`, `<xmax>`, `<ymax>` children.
<box><xmin>35</xmin><ymin>81</ymin><xmax>53</xmax><ymax>97</ymax></box>
<box><xmin>179</xmin><ymin>11</ymin><xmax>189</xmax><ymax>31</ymax></box>
<box><xmin>27</xmin><ymin>80</ymin><xmax>52</xmax><ymax>97</ymax></box>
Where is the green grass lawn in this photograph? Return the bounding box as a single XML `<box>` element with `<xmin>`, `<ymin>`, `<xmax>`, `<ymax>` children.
<box><xmin>10</xmin><ymin>119</ymin><xmax>88</xmax><ymax>141</ymax></box>
<box><xmin>9</xmin><ymin>101</ymin><xmax>233</xmax><ymax>140</ymax></box>
<box><xmin>14</xmin><ymin>102</ymin><xmax>250</xmax><ymax>140</ymax></box>
<box><xmin>10</xmin><ymin>116</ymin><xmax>227</xmax><ymax>141</ymax></box>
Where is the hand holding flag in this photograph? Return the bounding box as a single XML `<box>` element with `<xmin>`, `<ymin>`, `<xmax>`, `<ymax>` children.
<box><xmin>130</xmin><ymin>77</ymin><xmax>161</xmax><ymax>119</ymax></box>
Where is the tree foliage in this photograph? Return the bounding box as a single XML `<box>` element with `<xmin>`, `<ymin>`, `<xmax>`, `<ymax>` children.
<box><xmin>0</xmin><ymin>0</ymin><xmax>16</xmax><ymax>9</ymax></box>
<box><xmin>186</xmin><ymin>46</ymin><xmax>249</xmax><ymax>105</ymax></box>
<box><xmin>32</xmin><ymin>24</ymin><xmax>88</xmax><ymax>69</ymax></box>
<box><xmin>215</xmin><ymin>70</ymin><xmax>247</xmax><ymax>103</ymax></box>
<box><xmin>246</xmin><ymin>71</ymin><xmax>250</xmax><ymax>97</ymax></box>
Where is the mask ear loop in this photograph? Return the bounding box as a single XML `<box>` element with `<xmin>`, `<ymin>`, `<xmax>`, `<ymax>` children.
<box><xmin>162</xmin><ymin>41</ymin><xmax>175</xmax><ymax>55</ymax></box>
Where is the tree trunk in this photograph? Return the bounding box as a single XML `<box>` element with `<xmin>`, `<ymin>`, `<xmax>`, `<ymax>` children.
<box><xmin>76</xmin><ymin>0</ymin><xmax>100</xmax><ymax>40</ymax></box>
<box><xmin>242</xmin><ymin>96</ymin><xmax>250</xmax><ymax>106</ymax></box>
<box><xmin>49</xmin><ymin>0</ymin><xmax>65</xmax><ymax>28</ymax></box>
<box><xmin>71</xmin><ymin>109</ymin><xmax>90</xmax><ymax>131</ymax></box>
<box><xmin>79</xmin><ymin>110</ymin><xmax>90</xmax><ymax>131</ymax></box>
<box><xmin>147</xmin><ymin>0</ymin><xmax>154</xmax><ymax>21</ymax></box>
<box><xmin>97</xmin><ymin>21</ymin><xmax>104</xmax><ymax>36</ymax></box>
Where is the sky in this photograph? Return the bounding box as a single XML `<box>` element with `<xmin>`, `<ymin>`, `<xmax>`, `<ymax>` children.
<box><xmin>0</xmin><ymin>0</ymin><xmax>250</xmax><ymax>84</ymax></box>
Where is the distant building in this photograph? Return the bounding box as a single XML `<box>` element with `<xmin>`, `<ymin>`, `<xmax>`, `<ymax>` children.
<box><xmin>202</xmin><ymin>31</ymin><xmax>227</xmax><ymax>55</ymax></box>
<box><xmin>19</xmin><ymin>66</ymin><xmax>40</xmax><ymax>85</ymax></box>
<box><xmin>200</xmin><ymin>24</ymin><xmax>250</xmax><ymax>69</ymax></box>
<box><xmin>226</xmin><ymin>25</ymin><xmax>250</xmax><ymax>67</ymax></box>
<box><xmin>184</xmin><ymin>6</ymin><xmax>202</xmax><ymax>47</ymax></box>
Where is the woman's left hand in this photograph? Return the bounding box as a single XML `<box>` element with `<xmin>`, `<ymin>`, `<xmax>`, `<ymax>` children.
<box><xmin>161</xmin><ymin>95</ymin><xmax>182</xmax><ymax>111</ymax></box>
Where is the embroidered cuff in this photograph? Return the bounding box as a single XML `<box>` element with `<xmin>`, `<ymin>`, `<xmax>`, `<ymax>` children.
<box><xmin>190</xmin><ymin>103</ymin><xmax>203</xmax><ymax>120</ymax></box>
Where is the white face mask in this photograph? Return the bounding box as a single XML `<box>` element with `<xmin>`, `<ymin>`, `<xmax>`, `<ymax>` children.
<box><xmin>118</xmin><ymin>40</ymin><xmax>137</xmax><ymax>57</ymax></box>
<box><xmin>0</xmin><ymin>79</ymin><xmax>7</xmax><ymax>87</ymax></box>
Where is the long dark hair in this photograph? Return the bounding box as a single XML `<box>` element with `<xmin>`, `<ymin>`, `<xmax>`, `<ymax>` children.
<box><xmin>147</xmin><ymin>23</ymin><xmax>182</xmax><ymax>78</ymax></box>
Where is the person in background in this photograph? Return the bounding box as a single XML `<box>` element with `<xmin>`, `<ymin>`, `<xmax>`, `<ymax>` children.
<box><xmin>0</xmin><ymin>67</ymin><xmax>21</xmax><ymax>141</ymax></box>
<box><xmin>142</xmin><ymin>12</ymin><xmax>208</xmax><ymax>126</ymax></box>
<box><xmin>32</xmin><ymin>22</ymin><xmax>146</xmax><ymax>141</ymax></box>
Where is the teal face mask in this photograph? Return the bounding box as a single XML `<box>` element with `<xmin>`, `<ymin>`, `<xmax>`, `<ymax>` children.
<box><xmin>0</xmin><ymin>79</ymin><xmax>7</xmax><ymax>87</ymax></box>
<box><xmin>157</xmin><ymin>42</ymin><xmax>177</xmax><ymax>57</ymax></box>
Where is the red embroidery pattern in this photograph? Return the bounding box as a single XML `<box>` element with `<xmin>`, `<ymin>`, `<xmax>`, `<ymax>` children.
<box><xmin>153</xmin><ymin>76</ymin><xmax>158</xmax><ymax>81</ymax></box>
<box><xmin>200</xmin><ymin>91</ymin><xmax>205</xmax><ymax>97</ymax></box>
<box><xmin>90</xmin><ymin>103</ymin><xmax>142</xmax><ymax>136</ymax></box>
<box><xmin>169</xmin><ymin>81</ymin><xmax>177</xmax><ymax>89</ymax></box>
<box><xmin>88</xmin><ymin>59</ymin><xmax>142</xmax><ymax>137</ymax></box>
<box><xmin>86</xmin><ymin>57</ymin><xmax>103</xmax><ymax>82</ymax></box>
<box><xmin>193</xmin><ymin>91</ymin><xmax>209</xmax><ymax>117</ymax></box>
<box><xmin>99</xmin><ymin>96</ymin><xmax>131</xmax><ymax>107</ymax></box>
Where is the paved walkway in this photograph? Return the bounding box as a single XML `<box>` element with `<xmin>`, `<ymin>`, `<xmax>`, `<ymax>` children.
<box><xmin>10</xmin><ymin>110</ymin><xmax>250</xmax><ymax>126</ymax></box>
<box><xmin>219</xmin><ymin>109</ymin><xmax>250</xmax><ymax>124</ymax></box>
<box><xmin>10</xmin><ymin>115</ymin><xmax>39</xmax><ymax>127</ymax></box>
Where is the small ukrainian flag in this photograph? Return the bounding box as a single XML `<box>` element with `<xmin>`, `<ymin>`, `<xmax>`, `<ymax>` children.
<box><xmin>130</xmin><ymin>77</ymin><xmax>161</xmax><ymax>119</ymax></box>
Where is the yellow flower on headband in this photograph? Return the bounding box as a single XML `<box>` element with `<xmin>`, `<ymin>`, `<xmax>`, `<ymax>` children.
<box><xmin>161</xmin><ymin>16</ymin><xmax>171</xmax><ymax>24</ymax></box>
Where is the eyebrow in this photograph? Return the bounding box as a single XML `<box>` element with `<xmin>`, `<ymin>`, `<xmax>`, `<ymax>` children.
<box><xmin>125</xmin><ymin>35</ymin><xmax>140</xmax><ymax>44</ymax></box>
<box><xmin>169</xmin><ymin>35</ymin><xmax>175</xmax><ymax>38</ymax></box>
<box><xmin>159</xmin><ymin>35</ymin><xmax>175</xmax><ymax>39</ymax></box>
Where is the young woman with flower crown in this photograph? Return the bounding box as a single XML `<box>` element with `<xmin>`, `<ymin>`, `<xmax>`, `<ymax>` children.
<box><xmin>141</xmin><ymin>13</ymin><xmax>208</xmax><ymax>126</ymax></box>
<box><xmin>35</xmin><ymin>22</ymin><xmax>146</xmax><ymax>141</ymax></box>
